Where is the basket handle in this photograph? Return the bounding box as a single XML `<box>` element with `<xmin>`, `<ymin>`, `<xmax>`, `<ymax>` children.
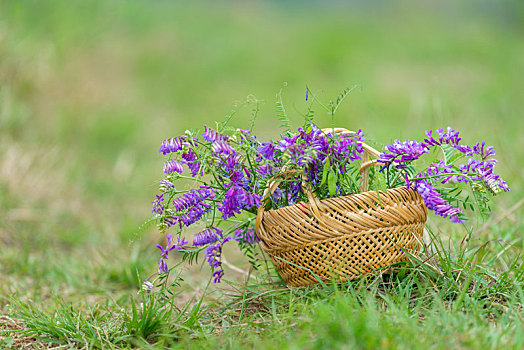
<box><xmin>255</xmin><ymin>128</ymin><xmax>382</xmax><ymax>232</ymax></box>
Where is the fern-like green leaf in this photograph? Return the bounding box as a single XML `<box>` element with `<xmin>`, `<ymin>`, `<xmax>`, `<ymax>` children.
<box><xmin>330</xmin><ymin>85</ymin><xmax>357</xmax><ymax>116</ymax></box>
<box><xmin>275</xmin><ymin>85</ymin><xmax>291</xmax><ymax>133</ymax></box>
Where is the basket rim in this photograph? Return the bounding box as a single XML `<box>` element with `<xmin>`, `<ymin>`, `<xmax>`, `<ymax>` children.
<box><xmin>257</xmin><ymin>186</ymin><xmax>424</xmax><ymax>217</ymax></box>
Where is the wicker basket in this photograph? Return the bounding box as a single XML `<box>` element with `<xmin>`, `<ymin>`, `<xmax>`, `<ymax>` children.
<box><xmin>255</xmin><ymin>128</ymin><xmax>428</xmax><ymax>287</ymax></box>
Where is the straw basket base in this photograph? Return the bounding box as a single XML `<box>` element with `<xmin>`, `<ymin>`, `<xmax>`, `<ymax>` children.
<box><xmin>256</xmin><ymin>187</ymin><xmax>427</xmax><ymax>287</ymax></box>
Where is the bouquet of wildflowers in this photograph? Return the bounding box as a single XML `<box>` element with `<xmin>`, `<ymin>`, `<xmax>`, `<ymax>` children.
<box><xmin>148</xmin><ymin>96</ymin><xmax>510</xmax><ymax>284</ymax></box>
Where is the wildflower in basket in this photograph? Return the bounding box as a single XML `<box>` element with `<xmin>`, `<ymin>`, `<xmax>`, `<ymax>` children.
<box><xmin>383</xmin><ymin>128</ymin><xmax>510</xmax><ymax>223</ymax></box>
<box><xmin>258</xmin><ymin>142</ymin><xmax>276</xmax><ymax>160</ymax></box>
<box><xmin>148</xmin><ymin>91</ymin><xmax>512</xmax><ymax>286</ymax></box>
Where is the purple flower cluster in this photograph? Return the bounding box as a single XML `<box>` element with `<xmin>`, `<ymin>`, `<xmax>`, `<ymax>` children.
<box><xmin>162</xmin><ymin>186</ymin><xmax>215</xmax><ymax>229</ymax></box>
<box><xmin>202</xmin><ymin>125</ymin><xmax>229</xmax><ymax>143</ymax></box>
<box><xmin>151</xmin><ymin>194</ymin><xmax>164</xmax><ymax>215</ymax></box>
<box><xmin>258</xmin><ymin>142</ymin><xmax>275</xmax><ymax>160</ymax></box>
<box><xmin>172</xmin><ymin>186</ymin><xmax>214</xmax><ymax>212</ymax></box>
<box><xmin>151</xmin><ymin>121</ymin><xmax>510</xmax><ymax>283</ymax></box>
<box><xmin>181</xmin><ymin>149</ymin><xmax>201</xmax><ymax>177</ymax></box>
<box><xmin>418</xmin><ymin>160</ymin><xmax>469</xmax><ymax>185</ymax></box>
<box><xmin>218</xmin><ymin>183</ymin><xmax>260</xmax><ymax>219</ymax></box>
<box><xmin>379</xmin><ymin>139</ymin><xmax>429</xmax><ymax>167</ymax></box>
<box><xmin>423</xmin><ymin>127</ymin><xmax>461</xmax><ymax>147</ymax></box>
<box><xmin>204</xmin><ymin>237</ymin><xmax>232</xmax><ymax>283</ymax></box>
<box><xmin>156</xmin><ymin>234</ymin><xmax>188</xmax><ymax>274</ymax></box>
<box><xmin>163</xmin><ymin>159</ymin><xmax>184</xmax><ymax>174</ymax></box>
<box><xmin>159</xmin><ymin>136</ymin><xmax>188</xmax><ymax>155</ymax></box>
<box><xmin>192</xmin><ymin>227</ymin><xmax>223</xmax><ymax>246</ymax></box>
<box><xmin>460</xmin><ymin>159</ymin><xmax>510</xmax><ymax>193</ymax></box>
<box><xmin>416</xmin><ymin>182</ymin><xmax>464</xmax><ymax>224</ymax></box>
<box><xmin>257</xmin><ymin>125</ymin><xmax>366</xmax><ymax>202</ymax></box>
<box><xmin>212</xmin><ymin>141</ymin><xmax>235</xmax><ymax>156</ymax></box>
<box><xmin>469</xmin><ymin>142</ymin><xmax>496</xmax><ymax>160</ymax></box>
<box><xmin>380</xmin><ymin>127</ymin><xmax>509</xmax><ymax>223</ymax></box>
<box><xmin>234</xmin><ymin>227</ymin><xmax>260</xmax><ymax>245</ymax></box>
<box><xmin>334</xmin><ymin>129</ymin><xmax>365</xmax><ymax>162</ymax></box>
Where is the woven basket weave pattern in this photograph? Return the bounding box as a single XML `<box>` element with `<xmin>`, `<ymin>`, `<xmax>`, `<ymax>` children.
<box><xmin>257</xmin><ymin>187</ymin><xmax>427</xmax><ymax>287</ymax></box>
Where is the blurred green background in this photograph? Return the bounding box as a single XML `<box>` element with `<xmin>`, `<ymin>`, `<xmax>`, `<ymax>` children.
<box><xmin>0</xmin><ymin>0</ymin><xmax>523</xmax><ymax>299</ymax></box>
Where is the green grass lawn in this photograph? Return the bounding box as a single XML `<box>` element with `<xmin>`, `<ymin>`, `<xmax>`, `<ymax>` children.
<box><xmin>0</xmin><ymin>0</ymin><xmax>523</xmax><ymax>348</ymax></box>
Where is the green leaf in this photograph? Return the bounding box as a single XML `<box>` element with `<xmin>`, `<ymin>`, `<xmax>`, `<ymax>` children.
<box><xmin>328</xmin><ymin>171</ymin><xmax>337</xmax><ymax>196</ymax></box>
<box><xmin>305</xmin><ymin>124</ymin><xmax>313</xmax><ymax>133</ymax></box>
<box><xmin>440</xmin><ymin>144</ymin><xmax>463</xmax><ymax>165</ymax></box>
<box><xmin>320</xmin><ymin>158</ymin><xmax>330</xmax><ymax>186</ymax></box>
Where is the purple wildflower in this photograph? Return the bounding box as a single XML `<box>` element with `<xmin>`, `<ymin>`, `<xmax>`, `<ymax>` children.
<box><xmin>158</xmin><ymin>259</ymin><xmax>168</xmax><ymax>274</ymax></box>
<box><xmin>156</xmin><ymin>234</ymin><xmax>188</xmax><ymax>274</ymax></box>
<box><xmin>212</xmin><ymin>141</ymin><xmax>235</xmax><ymax>156</ymax></box>
<box><xmin>237</xmin><ymin>129</ymin><xmax>258</xmax><ymax>145</ymax></box>
<box><xmin>258</xmin><ymin>142</ymin><xmax>276</xmax><ymax>160</ymax></box>
<box><xmin>223</xmin><ymin>154</ymin><xmax>241</xmax><ymax>172</ymax></box>
<box><xmin>181</xmin><ymin>149</ymin><xmax>201</xmax><ymax>177</ymax></box>
<box><xmin>159</xmin><ymin>137</ymin><xmax>188</xmax><ymax>155</ymax></box>
<box><xmin>422</xmin><ymin>127</ymin><xmax>461</xmax><ymax>147</ymax></box>
<box><xmin>212</xmin><ymin>270</ymin><xmax>224</xmax><ymax>284</ymax></box>
<box><xmin>234</xmin><ymin>227</ymin><xmax>260</xmax><ymax>245</ymax></box>
<box><xmin>287</xmin><ymin>180</ymin><xmax>303</xmax><ymax>205</ymax></box>
<box><xmin>193</xmin><ymin>227</ymin><xmax>223</xmax><ymax>246</ymax></box>
<box><xmin>331</xmin><ymin>132</ymin><xmax>365</xmax><ymax>162</ymax></box>
<box><xmin>163</xmin><ymin>159</ymin><xmax>184</xmax><ymax>174</ymax></box>
<box><xmin>416</xmin><ymin>181</ymin><xmax>464</xmax><ymax>224</ymax></box>
<box><xmin>202</xmin><ymin>125</ymin><xmax>229</xmax><ymax>143</ymax></box>
<box><xmin>178</xmin><ymin>203</ymin><xmax>212</xmax><ymax>227</ymax></box>
<box><xmin>161</xmin><ymin>186</ymin><xmax>215</xmax><ymax>228</ymax></box>
<box><xmin>257</xmin><ymin>163</ymin><xmax>274</xmax><ymax>177</ymax></box>
<box><xmin>151</xmin><ymin>194</ymin><xmax>164</xmax><ymax>215</ymax></box>
<box><xmin>172</xmin><ymin>186</ymin><xmax>215</xmax><ymax>212</ymax></box>
<box><xmin>378</xmin><ymin>139</ymin><xmax>430</xmax><ymax>167</ymax></box>
<box><xmin>460</xmin><ymin>141</ymin><xmax>496</xmax><ymax>161</ymax></box>
<box><xmin>460</xmin><ymin>159</ymin><xmax>510</xmax><ymax>193</ymax></box>
<box><xmin>276</xmin><ymin>134</ymin><xmax>299</xmax><ymax>152</ymax></box>
<box><xmin>204</xmin><ymin>236</ymin><xmax>232</xmax><ymax>283</ymax></box>
<box><xmin>420</xmin><ymin>160</ymin><xmax>469</xmax><ymax>184</ymax></box>
<box><xmin>272</xmin><ymin>187</ymin><xmax>284</xmax><ymax>205</ymax></box>
<box><xmin>160</xmin><ymin>179</ymin><xmax>175</xmax><ymax>190</ymax></box>
<box><xmin>218</xmin><ymin>184</ymin><xmax>261</xmax><ymax>219</ymax></box>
